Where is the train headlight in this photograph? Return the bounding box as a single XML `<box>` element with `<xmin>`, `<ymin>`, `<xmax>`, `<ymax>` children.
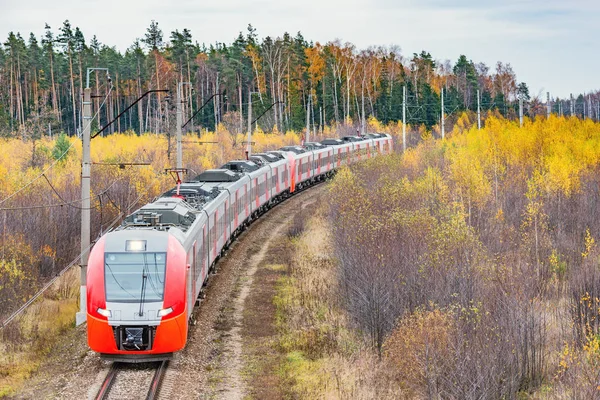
<box><xmin>157</xmin><ymin>307</ymin><xmax>173</xmax><ymax>317</ymax></box>
<box><xmin>97</xmin><ymin>308</ymin><xmax>112</xmax><ymax>318</ymax></box>
<box><xmin>126</xmin><ymin>240</ymin><xmax>146</xmax><ymax>252</ymax></box>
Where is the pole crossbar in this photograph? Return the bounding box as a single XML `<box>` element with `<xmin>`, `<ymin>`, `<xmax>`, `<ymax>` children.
<box><xmin>91</xmin><ymin>90</ymin><xmax>169</xmax><ymax>139</ymax></box>
<box><xmin>182</xmin><ymin>92</ymin><xmax>225</xmax><ymax>130</ymax></box>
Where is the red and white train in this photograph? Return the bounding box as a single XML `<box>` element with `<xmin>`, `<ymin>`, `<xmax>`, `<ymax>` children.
<box><xmin>86</xmin><ymin>133</ymin><xmax>393</xmax><ymax>361</ymax></box>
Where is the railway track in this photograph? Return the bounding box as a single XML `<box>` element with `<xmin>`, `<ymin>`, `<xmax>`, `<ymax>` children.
<box><xmin>94</xmin><ymin>360</ymin><xmax>169</xmax><ymax>400</ymax></box>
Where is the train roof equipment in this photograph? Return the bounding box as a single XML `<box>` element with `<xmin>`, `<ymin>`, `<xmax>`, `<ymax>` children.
<box><xmin>220</xmin><ymin>160</ymin><xmax>260</xmax><ymax>173</ymax></box>
<box><xmin>279</xmin><ymin>145</ymin><xmax>308</xmax><ymax>154</ymax></box>
<box><xmin>320</xmin><ymin>138</ymin><xmax>344</xmax><ymax>146</ymax></box>
<box><xmin>341</xmin><ymin>136</ymin><xmax>365</xmax><ymax>142</ymax></box>
<box><xmin>303</xmin><ymin>142</ymin><xmax>326</xmax><ymax>150</ymax></box>
<box><xmin>265</xmin><ymin>151</ymin><xmax>287</xmax><ymax>160</ymax></box>
<box><xmin>193</xmin><ymin>169</ymin><xmax>243</xmax><ymax>182</ymax></box>
<box><xmin>122</xmin><ymin>197</ymin><xmax>197</xmax><ymax>232</ymax></box>
<box><xmin>252</xmin><ymin>153</ymin><xmax>280</xmax><ymax>163</ymax></box>
<box><xmin>161</xmin><ymin>184</ymin><xmax>222</xmax><ymax>208</ymax></box>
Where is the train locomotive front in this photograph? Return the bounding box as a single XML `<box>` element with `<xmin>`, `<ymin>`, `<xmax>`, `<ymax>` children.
<box><xmin>87</xmin><ymin>230</ymin><xmax>188</xmax><ymax>361</ymax></box>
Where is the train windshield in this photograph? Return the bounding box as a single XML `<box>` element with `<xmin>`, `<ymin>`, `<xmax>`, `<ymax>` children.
<box><xmin>104</xmin><ymin>252</ymin><xmax>167</xmax><ymax>303</ymax></box>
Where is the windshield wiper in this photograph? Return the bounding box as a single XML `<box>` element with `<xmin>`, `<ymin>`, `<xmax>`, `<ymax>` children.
<box><xmin>138</xmin><ymin>254</ymin><xmax>148</xmax><ymax>316</ymax></box>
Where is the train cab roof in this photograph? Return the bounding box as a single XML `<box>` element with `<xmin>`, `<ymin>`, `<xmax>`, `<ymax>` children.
<box><xmin>220</xmin><ymin>160</ymin><xmax>260</xmax><ymax>173</ymax></box>
<box><xmin>122</xmin><ymin>197</ymin><xmax>197</xmax><ymax>232</ymax></box>
<box><xmin>320</xmin><ymin>138</ymin><xmax>344</xmax><ymax>146</ymax></box>
<box><xmin>279</xmin><ymin>145</ymin><xmax>307</xmax><ymax>154</ymax></box>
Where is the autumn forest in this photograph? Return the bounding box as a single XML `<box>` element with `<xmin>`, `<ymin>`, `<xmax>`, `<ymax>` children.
<box><xmin>1</xmin><ymin>20</ymin><xmax>600</xmax><ymax>399</ymax></box>
<box><xmin>1</xmin><ymin>20</ymin><xmax>598</xmax><ymax>140</ymax></box>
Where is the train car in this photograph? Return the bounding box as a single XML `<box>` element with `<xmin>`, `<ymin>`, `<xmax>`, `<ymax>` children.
<box><xmin>321</xmin><ymin>138</ymin><xmax>353</xmax><ymax>168</ymax></box>
<box><xmin>310</xmin><ymin>145</ymin><xmax>335</xmax><ymax>181</ymax></box>
<box><xmin>87</xmin><ymin>197</ymin><xmax>204</xmax><ymax>361</ymax></box>
<box><xmin>87</xmin><ymin>172</ymin><xmax>251</xmax><ymax>361</ymax></box>
<box><xmin>268</xmin><ymin>150</ymin><xmax>297</xmax><ymax>194</ymax></box>
<box><xmin>87</xmin><ymin>135</ymin><xmax>393</xmax><ymax>361</ymax></box>
<box><xmin>279</xmin><ymin>146</ymin><xmax>315</xmax><ymax>190</ymax></box>
<box><xmin>250</xmin><ymin>153</ymin><xmax>291</xmax><ymax>201</ymax></box>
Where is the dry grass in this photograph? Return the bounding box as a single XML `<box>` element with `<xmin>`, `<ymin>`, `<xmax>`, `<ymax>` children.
<box><xmin>0</xmin><ymin>269</ymin><xmax>79</xmax><ymax>398</ymax></box>
<box><xmin>274</xmin><ymin>207</ymin><xmax>405</xmax><ymax>399</ymax></box>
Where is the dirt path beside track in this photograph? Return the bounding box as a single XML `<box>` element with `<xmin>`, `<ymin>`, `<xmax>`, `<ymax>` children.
<box><xmin>169</xmin><ymin>185</ymin><xmax>324</xmax><ymax>399</ymax></box>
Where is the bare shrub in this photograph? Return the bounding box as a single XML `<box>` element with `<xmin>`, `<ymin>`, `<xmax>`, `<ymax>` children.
<box><xmin>222</xmin><ymin>111</ymin><xmax>243</xmax><ymax>137</ymax></box>
<box><xmin>334</xmin><ymin>123</ymin><xmax>361</xmax><ymax>138</ymax></box>
<box><xmin>555</xmin><ymin>337</ymin><xmax>600</xmax><ymax>399</ymax></box>
<box><xmin>385</xmin><ymin>307</ymin><xmax>454</xmax><ymax>397</ymax></box>
<box><xmin>329</xmin><ymin>153</ymin><xmax>550</xmax><ymax>397</ymax></box>
<box><xmin>287</xmin><ymin>210</ymin><xmax>307</xmax><ymax>239</ymax></box>
<box><xmin>569</xmin><ymin>247</ymin><xmax>600</xmax><ymax>345</ymax></box>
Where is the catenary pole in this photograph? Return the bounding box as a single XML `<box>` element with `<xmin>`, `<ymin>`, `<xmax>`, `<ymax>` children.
<box><xmin>441</xmin><ymin>87</ymin><xmax>445</xmax><ymax>139</ymax></box>
<box><xmin>77</xmin><ymin>66</ymin><xmax>109</xmax><ymax>326</ymax></box>
<box><xmin>402</xmin><ymin>85</ymin><xmax>406</xmax><ymax>153</ymax></box>
<box><xmin>176</xmin><ymin>81</ymin><xmax>191</xmax><ymax>169</ymax></box>
<box><xmin>306</xmin><ymin>95</ymin><xmax>310</xmax><ymax>143</ymax></box>
<box><xmin>246</xmin><ymin>89</ymin><xmax>252</xmax><ymax>159</ymax></box>
<box><xmin>477</xmin><ymin>89</ymin><xmax>481</xmax><ymax>130</ymax></box>
<box><xmin>519</xmin><ymin>96</ymin><xmax>523</xmax><ymax>127</ymax></box>
<box><xmin>76</xmin><ymin>86</ymin><xmax>91</xmax><ymax>326</ymax></box>
<box><xmin>570</xmin><ymin>93</ymin><xmax>574</xmax><ymax>116</ymax></box>
<box><xmin>176</xmin><ymin>83</ymin><xmax>183</xmax><ymax>169</ymax></box>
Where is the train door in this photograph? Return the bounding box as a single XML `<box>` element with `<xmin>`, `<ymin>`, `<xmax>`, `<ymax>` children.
<box><xmin>288</xmin><ymin>154</ymin><xmax>296</xmax><ymax>193</ymax></box>
<box><xmin>254</xmin><ymin>178</ymin><xmax>259</xmax><ymax>209</ymax></box>
<box><xmin>235</xmin><ymin>190</ymin><xmax>239</xmax><ymax>228</ymax></box>
<box><xmin>245</xmin><ymin>184</ymin><xmax>249</xmax><ymax>218</ymax></box>
<box><xmin>265</xmin><ymin>173</ymin><xmax>269</xmax><ymax>202</ymax></box>
<box><xmin>187</xmin><ymin>241</ymin><xmax>196</xmax><ymax>316</ymax></box>
<box><xmin>202</xmin><ymin>225</ymin><xmax>208</xmax><ymax>282</ymax></box>
<box><xmin>213</xmin><ymin>211</ymin><xmax>218</xmax><ymax>262</ymax></box>
<box><xmin>224</xmin><ymin>200</ymin><xmax>229</xmax><ymax>244</ymax></box>
<box><xmin>317</xmin><ymin>153</ymin><xmax>321</xmax><ymax>175</ymax></box>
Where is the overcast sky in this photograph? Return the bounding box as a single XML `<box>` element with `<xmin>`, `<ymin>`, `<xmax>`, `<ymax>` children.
<box><xmin>1</xmin><ymin>0</ymin><xmax>597</xmax><ymax>98</ymax></box>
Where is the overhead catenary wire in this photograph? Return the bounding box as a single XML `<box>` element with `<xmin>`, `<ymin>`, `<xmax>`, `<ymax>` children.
<box><xmin>0</xmin><ymin>171</ymin><xmax>163</xmax><ymax>329</ymax></box>
<box><xmin>0</xmin><ymin>177</ymin><xmax>123</xmax><ymax>211</ymax></box>
<box><xmin>0</xmin><ymin>84</ymin><xmax>114</xmax><ymax>208</ymax></box>
<box><xmin>103</xmin><ymin>191</ymin><xmax>121</xmax><ymax>213</ymax></box>
<box><xmin>42</xmin><ymin>174</ymin><xmax>123</xmax><ymax>210</ymax></box>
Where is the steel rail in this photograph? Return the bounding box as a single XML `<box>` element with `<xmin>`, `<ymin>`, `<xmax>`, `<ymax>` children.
<box><xmin>146</xmin><ymin>360</ymin><xmax>169</xmax><ymax>400</ymax></box>
<box><xmin>95</xmin><ymin>363</ymin><xmax>119</xmax><ymax>400</ymax></box>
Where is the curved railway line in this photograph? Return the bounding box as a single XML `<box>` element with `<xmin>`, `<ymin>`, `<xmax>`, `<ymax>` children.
<box><xmin>10</xmin><ymin>182</ymin><xmax>327</xmax><ymax>399</ymax></box>
<box><xmin>9</xmin><ymin>134</ymin><xmax>393</xmax><ymax>398</ymax></box>
<box><xmin>86</xmin><ymin>133</ymin><xmax>392</xmax><ymax>362</ymax></box>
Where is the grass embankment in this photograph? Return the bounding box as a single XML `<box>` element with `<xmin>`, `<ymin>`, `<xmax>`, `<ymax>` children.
<box><xmin>274</xmin><ymin>209</ymin><xmax>401</xmax><ymax>399</ymax></box>
<box><xmin>0</xmin><ymin>270</ymin><xmax>79</xmax><ymax>398</ymax></box>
